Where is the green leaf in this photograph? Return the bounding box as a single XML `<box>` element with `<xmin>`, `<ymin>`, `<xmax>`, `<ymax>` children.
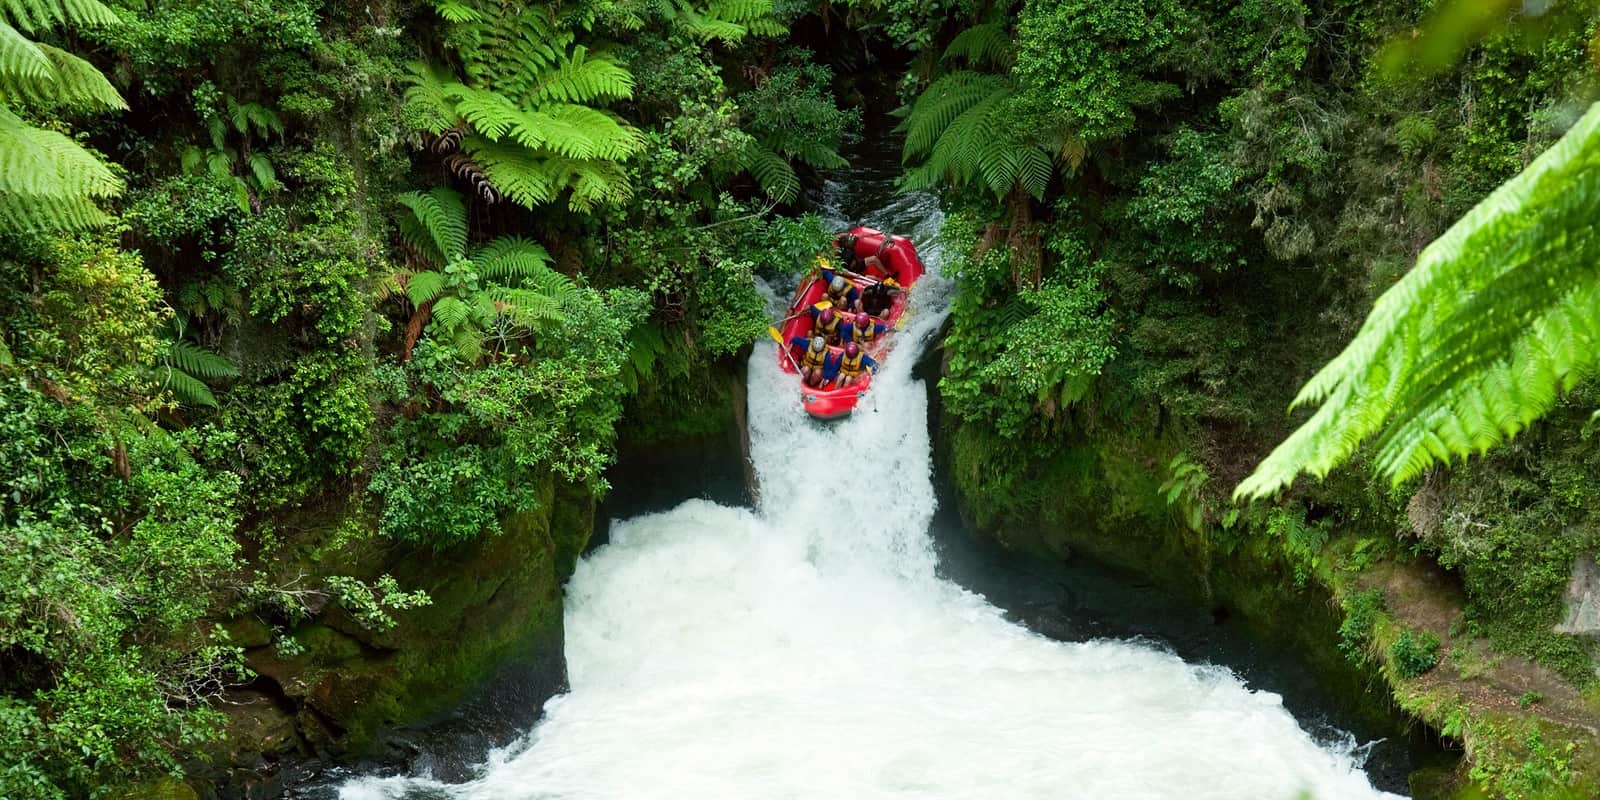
<box><xmin>1237</xmin><ymin>101</ymin><xmax>1600</xmax><ymax>499</ymax></box>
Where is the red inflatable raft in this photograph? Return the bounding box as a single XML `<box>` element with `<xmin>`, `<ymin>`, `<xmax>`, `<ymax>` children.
<box><xmin>777</xmin><ymin>227</ymin><xmax>928</xmax><ymax>420</ymax></box>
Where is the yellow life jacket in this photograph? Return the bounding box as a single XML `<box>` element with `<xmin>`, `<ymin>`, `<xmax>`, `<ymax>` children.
<box><xmin>802</xmin><ymin>346</ymin><xmax>828</xmax><ymax>370</ymax></box>
<box><xmin>814</xmin><ymin>307</ymin><xmax>839</xmax><ymax>338</ymax></box>
<box><xmin>854</xmin><ymin>321</ymin><xmax>877</xmax><ymax>343</ymax></box>
<box><xmin>840</xmin><ymin>351</ymin><xmax>866</xmax><ymax>377</ymax></box>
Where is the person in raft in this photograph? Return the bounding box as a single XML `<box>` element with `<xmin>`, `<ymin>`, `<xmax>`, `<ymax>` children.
<box><xmin>820</xmin><ymin>268</ymin><xmax>862</xmax><ymax>313</ymax></box>
<box><xmin>860</xmin><ymin>278</ymin><xmax>900</xmax><ymax>319</ymax></box>
<box><xmin>835</xmin><ymin>233</ymin><xmax>863</xmax><ymax>272</ymax></box>
<box><xmin>806</xmin><ymin>304</ymin><xmax>842</xmax><ymax>342</ymax></box>
<box><xmin>834</xmin><ymin>341</ymin><xmax>878</xmax><ymax>388</ymax></box>
<box><xmin>789</xmin><ymin>335</ymin><xmax>843</xmax><ymax>387</ymax></box>
<box><xmin>840</xmin><ymin>311</ymin><xmax>888</xmax><ymax>345</ymax></box>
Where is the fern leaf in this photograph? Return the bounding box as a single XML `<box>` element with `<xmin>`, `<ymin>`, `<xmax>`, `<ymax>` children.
<box><xmin>431</xmin><ymin>295</ymin><xmax>469</xmax><ymax>331</ymax></box>
<box><xmin>527</xmin><ymin>46</ymin><xmax>634</xmax><ymax>105</ymax></box>
<box><xmin>461</xmin><ymin>136</ymin><xmax>560</xmax><ymax>207</ymax></box>
<box><xmin>942</xmin><ymin>22</ymin><xmax>1015</xmax><ymax>69</ymax></box>
<box><xmin>901</xmin><ymin>71</ymin><xmax>1008</xmax><ymax>159</ymax></box>
<box><xmin>0</xmin><ymin>188</ymin><xmax>108</xmax><ymax>231</ymax></box>
<box><xmin>403</xmin><ymin>61</ymin><xmax>465</xmax><ymax>135</ymax></box>
<box><xmin>161</xmin><ymin>366</ymin><xmax>218</xmax><ymax>408</ymax></box>
<box><xmin>2</xmin><ymin>0</ymin><xmax>120</xmax><ymax>32</ymax></box>
<box><xmin>474</xmin><ymin>236</ymin><xmax>551</xmax><ymax>281</ymax></box>
<box><xmin>248</xmin><ymin>153</ymin><xmax>279</xmax><ymax>192</ymax></box>
<box><xmin>28</xmin><ymin>41</ymin><xmax>121</xmax><ymax>109</ymax></box>
<box><xmin>396</xmin><ymin>187</ymin><xmax>468</xmax><ymax>263</ymax></box>
<box><xmin>166</xmin><ymin>340</ymin><xmax>239</xmax><ymax>379</ymax></box>
<box><xmin>0</xmin><ymin>22</ymin><xmax>49</xmax><ymax>83</ymax></box>
<box><xmin>405</xmin><ymin>270</ymin><xmax>447</xmax><ymax>306</ymax></box>
<box><xmin>432</xmin><ymin>0</ymin><xmax>480</xmax><ymax>22</ymax></box>
<box><xmin>739</xmin><ymin>139</ymin><xmax>799</xmax><ymax>203</ymax></box>
<box><xmin>1237</xmin><ymin>101</ymin><xmax>1600</xmax><ymax>499</ymax></box>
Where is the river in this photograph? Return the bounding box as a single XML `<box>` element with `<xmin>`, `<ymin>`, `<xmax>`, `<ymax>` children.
<box><xmin>336</xmin><ymin>138</ymin><xmax>1408</xmax><ymax>800</ymax></box>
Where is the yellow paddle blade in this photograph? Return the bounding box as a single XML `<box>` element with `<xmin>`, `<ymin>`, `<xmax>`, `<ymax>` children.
<box><xmin>767</xmin><ymin>326</ymin><xmax>786</xmax><ymax>343</ymax></box>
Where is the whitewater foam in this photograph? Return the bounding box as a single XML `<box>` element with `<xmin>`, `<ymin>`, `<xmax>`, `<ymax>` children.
<box><xmin>338</xmin><ymin>186</ymin><xmax>1405</xmax><ymax>800</ymax></box>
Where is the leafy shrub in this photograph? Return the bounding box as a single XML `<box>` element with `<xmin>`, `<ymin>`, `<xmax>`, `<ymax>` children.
<box><xmin>1391</xmin><ymin>629</ymin><xmax>1442</xmax><ymax>678</ymax></box>
<box><xmin>1338</xmin><ymin>589</ymin><xmax>1385</xmax><ymax>662</ymax></box>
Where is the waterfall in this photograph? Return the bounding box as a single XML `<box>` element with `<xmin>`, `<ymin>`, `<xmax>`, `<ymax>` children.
<box><xmin>338</xmin><ymin>178</ymin><xmax>1405</xmax><ymax>800</ymax></box>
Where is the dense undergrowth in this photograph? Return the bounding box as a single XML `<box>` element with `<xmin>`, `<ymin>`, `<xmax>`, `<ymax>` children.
<box><xmin>6</xmin><ymin>0</ymin><xmax>1600</xmax><ymax>796</ymax></box>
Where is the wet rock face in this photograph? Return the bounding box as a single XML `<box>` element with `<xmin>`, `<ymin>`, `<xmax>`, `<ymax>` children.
<box><xmin>1555</xmin><ymin>555</ymin><xmax>1600</xmax><ymax>638</ymax></box>
<box><xmin>200</xmin><ymin>478</ymin><xmax>592</xmax><ymax>797</ymax></box>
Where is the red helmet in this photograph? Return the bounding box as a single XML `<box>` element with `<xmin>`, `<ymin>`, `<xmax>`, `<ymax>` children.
<box><xmin>819</xmin><ymin>308</ymin><xmax>835</xmax><ymax>324</ymax></box>
<box><xmin>856</xmin><ymin>312</ymin><xmax>871</xmax><ymax>327</ymax></box>
<box><xmin>845</xmin><ymin>342</ymin><xmax>860</xmax><ymax>358</ymax></box>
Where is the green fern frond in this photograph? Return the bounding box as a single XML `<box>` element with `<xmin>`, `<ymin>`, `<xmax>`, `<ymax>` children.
<box><xmin>0</xmin><ymin>188</ymin><xmax>108</xmax><ymax>230</ymax></box>
<box><xmin>739</xmin><ymin>139</ymin><xmax>799</xmax><ymax>203</ymax></box>
<box><xmin>462</xmin><ymin>136</ymin><xmax>560</xmax><ymax>207</ymax></box>
<box><xmin>474</xmin><ymin>237</ymin><xmax>552</xmax><ymax>281</ymax></box>
<box><xmin>0</xmin><ymin>22</ymin><xmax>49</xmax><ymax>82</ymax></box>
<box><xmin>396</xmin><ymin>187</ymin><xmax>468</xmax><ymax>264</ymax></box>
<box><xmin>432</xmin><ymin>0</ymin><xmax>480</xmax><ymax>23</ymax></box>
<box><xmin>488</xmin><ymin>286</ymin><xmax>567</xmax><ymax>329</ymax></box>
<box><xmin>405</xmin><ymin>270</ymin><xmax>447</xmax><ymax>306</ymax></box>
<box><xmin>1236</xmin><ymin>102</ymin><xmax>1600</xmax><ymax>499</ymax></box>
<box><xmin>248</xmin><ymin>153</ymin><xmax>279</xmax><ymax>192</ymax></box>
<box><xmin>431</xmin><ymin>295</ymin><xmax>470</xmax><ymax>331</ymax></box>
<box><xmin>0</xmin><ymin>103</ymin><xmax>120</xmax><ymax>232</ymax></box>
<box><xmin>674</xmin><ymin>6</ymin><xmax>748</xmax><ymax>43</ymax></box>
<box><xmin>166</xmin><ymin>340</ymin><xmax>238</xmax><ymax>379</ymax></box>
<box><xmin>901</xmin><ymin>71</ymin><xmax>1009</xmax><ymax>159</ymax></box>
<box><xmin>1</xmin><ymin>0</ymin><xmax>120</xmax><ymax>32</ymax></box>
<box><xmin>942</xmin><ymin>22</ymin><xmax>1014</xmax><ymax>69</ymax></box>
<box><xmin>403</xmin><ymin>61</ymin><xmax>465</xmax><ymax>135</ymax></box>
<box><xmin>527</xmin><ymin>46</ymin><xmax>634</xmax><ymax>104</ymax></box>
<box><xmin>161</xmin><ymin>366</ymin><xmax>218</xmax><ymax>408</ymax></box>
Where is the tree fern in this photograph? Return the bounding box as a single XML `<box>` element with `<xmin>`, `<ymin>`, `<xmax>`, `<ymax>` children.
<box><xmin>0</xmin><ymin>1</ymin><xmax>125</xmax><ymax>233</ymax></box>
<box><xmin>1236</xmin><ymin>102</ymin><xmax>1600</xmax><ymax>499</ymax></box>
<box><xmin>394</xmin><ymin>185</ymin><xmax>592</xmax><ymax>363</ymax></box>
<box><xmin>901</xmin><ymin>72</ymin><xmax>1052</xmax><ymax>201</ymax></box>
<box><xmin>404</xmin><ymin>1</ymin><xmax>643</xmax><ymax>212</ymax></box>
<box><xmin>942</xmin><ymin>22</ymin><xmax>1014</xmax><ymax>70</ymax></box>
<box><xmin>739</xmin><ymin>139</ymin><xmax>800</xmax><ymax>203</ymax></box>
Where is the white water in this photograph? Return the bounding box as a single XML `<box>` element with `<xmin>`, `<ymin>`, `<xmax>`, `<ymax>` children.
<box><xmin>340</xmin><ymin>187</ymin><xmax>1405</xmax><ymax>800</ymax></box>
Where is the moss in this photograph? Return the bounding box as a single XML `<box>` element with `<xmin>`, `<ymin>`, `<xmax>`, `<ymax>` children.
<box><xmin>221</xmin><ymin>471</ymin><xmax>583</xmax><ymax>763</ymax></box>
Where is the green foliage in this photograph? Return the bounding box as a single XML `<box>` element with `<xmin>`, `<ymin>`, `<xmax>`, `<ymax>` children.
<box><xmin>403</xmin><ymin>1</ymin><xmax>644</xmax><ymax>211</ymax></box>
<box><xmin>0</xmin><ymin>0</ymin><xmax>125</xmax><ymax>233</ymax></box>
<box><xmin>1239</xmin><ymin>103</ymin><xmax>1600</xmax><ymax>499</ymax></box>
<box><xmin>181</xmin><ymin>85</ymin><xmax>285</xmax><ymax>213</ymax></box>
<box><xmin>0</xmin><ymin>378</ymin><xmax>242</xmax><ymax>799</ymax></box>
<box><xmin>900</xmin><ymin>70</ymin><xmax>1054</xmax><ymax>200</ymax></box>
<box><xmin>1010</xmin><ymin>0</ymin><xmax>1184</xmax><ymax>144</ymax></box>
<box><xmin>396</xmin><ymin>186</ymin><xmax>585</xmax><ymax>364</ymax></box>
<box><xmin>151</xmin><ymin>319</ymin><xmax>238</xmax><ymax>409</ymax></box>
<box><xmin>735</xmin><ymin>56</ymin><xmax>855</xmax><ymax>203</ymax></box>
<box><xmin>1338</xmin><ymin>588</ymin><xmax>1384</xmax><ymax>662</ymax></box>
<box><xmin>940</xmin><ymin>213</ymin><xmax>1116</xmax><ymax>435</ymax></box>
<box><xmin>1390</xmin><ymin>629</ymin><xmax>1441</xmax><ymax>678</ymax></box>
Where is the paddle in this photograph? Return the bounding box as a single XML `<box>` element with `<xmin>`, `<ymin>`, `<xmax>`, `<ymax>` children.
<box><xmin>768</xmin><ymin>326</ymin><xmax>805</xmax><ymax>372</ymax></box>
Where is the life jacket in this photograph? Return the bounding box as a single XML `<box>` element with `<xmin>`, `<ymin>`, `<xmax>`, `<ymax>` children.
<box><xmin>802</xmin><ymin>345</ymin><xmax>828</xmax><ymax>370</ymax></box>
<box><xmin>840</xmin><ymin>351</ymin><xmax>866</xmax><ymax>377</ymax></box>
<box><xmin>854</xmin><ymin>321</ymin><xmax>877</xmax><ymax>344</ymax></box>
<box><xmin>813</xmin><ymin>305</ymin><xmax>840</xmax><ymax>338</ymax></box>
